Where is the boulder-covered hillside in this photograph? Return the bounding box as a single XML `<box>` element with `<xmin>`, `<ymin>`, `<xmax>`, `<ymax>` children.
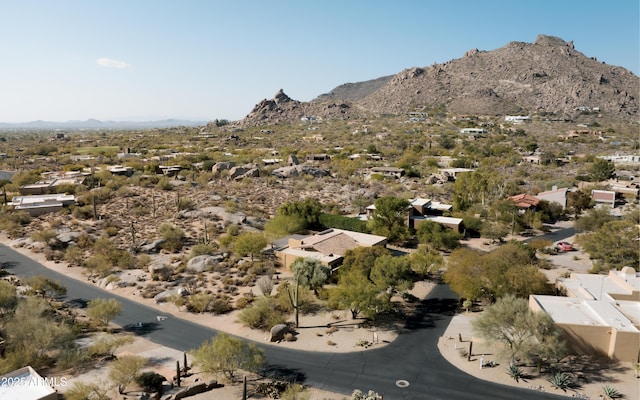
<box><xmin>240</xmin><ymin>34</ymin><xmax>639</xmax><ymax>126</ymax></box>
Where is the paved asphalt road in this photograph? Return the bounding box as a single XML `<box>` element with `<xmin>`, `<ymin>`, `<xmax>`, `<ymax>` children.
<box><xmin>0</xmin><ymin>243</ymin><xmax>566</xmax><ymax>399</ymax></box>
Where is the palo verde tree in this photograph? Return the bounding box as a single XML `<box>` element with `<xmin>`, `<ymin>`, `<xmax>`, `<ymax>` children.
<box><xmin>578</xmin><ymin>218</ymin><xmax>639</xmax><ymax>273</ymax></box>
<box><xmin>108</xmin><ymin>355</ymin><xmax>146</xmax><ymax>394</ymax></box>
<box><xmin>289</xmin><ymin>258</ymin><xmax>331</xmax><ymax>327</ymax></box>
<box><xmin>444</xmin><ymin>242</ymin><xmax>551</xmax><ymax>302</ymax></box>
<box><xmin>191</xmin><ymin>333</ymin><xmax>265</xmax><ymax>382</ymax></box>
<box><xmin>472</xmin><ymin>294</ymin><xmax>566</xmax><ymax>366</ymax></box>
<box><xmin>415</xmin><ymin>220</ymin><xmax>462</xmax><ymax>251</ymax></box>
<box><xmin>87</xmin><ymin>298</ymin><xmax>122</xmax><ymax>327</ymax></box>
<box><xmin>234</xmin><ymin>231</ymin><xmax>268</xmax><ymax>263</ymax></box>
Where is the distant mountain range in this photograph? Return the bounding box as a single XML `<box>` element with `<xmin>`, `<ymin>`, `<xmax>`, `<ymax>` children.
<box><xmin>240</xmin><ymin>34</ymin><xmax>639</xmax><ymax>126</ymax></box>
<box><xmin>0</xmin><ymin>118</ymin><xmax>207</xmax><ymax>130</ymax></box>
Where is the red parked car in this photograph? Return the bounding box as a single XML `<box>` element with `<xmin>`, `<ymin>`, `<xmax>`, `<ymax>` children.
<box><xmin>556</xmin><ymin>242</ymin><xmax>574</xmax><ymax>252</ymax></box>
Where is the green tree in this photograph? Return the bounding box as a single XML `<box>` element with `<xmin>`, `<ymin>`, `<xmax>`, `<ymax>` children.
<box><xmin>87</xmin><ymin>298</ymin><xmax>122</xmax><ymax>327</ymax></box>
<box><xmin>234</xmin><ymin>232</ymin><xmax>267</xmax><ymax>263</ymax></box>
<box><xmin>566</xmin><ymin>189</ymin><xmax>594</xmax><ymax>218</ymax></box>
<box><xmin>416</xmin><ymin>221</ymin><xmax>462</xmax><ymax>251</ymax></box>
<box><xmin>191</xmin><ymin>333</ymin><xmax>265</xmax><ymax>382</ymax></box>
<box><xmin>578</xmin><ymin>219</ymin><xmax>639</xmax><ymax>272</ymax></box>
<box><xmin>370</xmin><ymin>254</ymin><xmax>413</xmax><ymax>293</ymax></box>
<box><xmin>367</xmin><ymin>196</ymin><xmax>410</xmax><ymax>242</ymax></box>
<box><xmin>327</xmin><ymin>268</ymin><xmax>387</xmax><ymax>319</ymax></box>
<box><xmin>291</xmin><ymin>257</ymin><xmax>330</xmax><ymax>295</ymax></box>
<box><xmin>472</xmin><ymin>294</ymin><xmax>564</xmax><ymax>364</ymax></box>
<box><xmin>574</xmin><ymin>207</ymin><xmax>615</xmax><ymax>232</ymax></box>
<box><xmin>277</xmin><ymin>198</ymin><xmax>323</xmax><ymax>231</ymax></box>
<box><xmin>444</xmin><ymin>243</ymin><xmax>550</xmax><ymax>301</ymax></box>
<box><xmin>443</xmin><ymin>248</ymin><xmax>485</xmax><ymax>300</ymax></box>
<box><xmin>480</xmin><ymin>221</ymin><xmax>509</xmax><ymax>243</ymax></box>
<box><xmin>264</xmin><ymin>214</ymin><xmax>307</xmax><ymax>236</ymax></box>
<box><xmin>589</xmin><ymin>158</ymin><xmax>615</xmax><ymax>182</ymax></box>
<box><xmin>108</xmin><ymin>355</ymin><xmax>146</xmax><ymax>394</ymax></box>
<box><xmin>409</xmin><ymin>244</ymin><xmax>444</xmax><ymax>277</ymax></box>
<box><xmin>340</xmin><ymin>246</ymin><xmax>391</xmax><ymax>278</ymax></box>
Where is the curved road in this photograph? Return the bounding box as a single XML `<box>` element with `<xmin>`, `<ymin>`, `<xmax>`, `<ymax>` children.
<box><xmin>1</xmin><ymin>243</ymin><xmax>565</xmax><ymax>399</ymax></box>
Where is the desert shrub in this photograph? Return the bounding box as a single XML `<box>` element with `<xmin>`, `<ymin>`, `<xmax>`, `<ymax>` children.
<box><xmin>71</xmin><ymin>205</ymin><xmax>94</xmax><ymax>220</ymax></box>
<box><xmin>159</xmin><ymin>223</ymin><xmax>186</xmax><ymax>252</ymax></box>
<box><xmin>186</xmin><ymin>293</ymin><xmax>213</xmax><ymax>313</ymax></box>
<box><xmin>190</xmin><ymin>243</ymin><xmax>218</xmax><ymax>258</ymax></box>
<box><xmin>256</xmin><ymin>276</ymin><xmax>274</xmax><ymax>297</ymax></box>
<box><xmin>255</xmin><ymin>381</ymin><xmax>288</xmax><ymax>398</ymax></box>
<box><xmin>75</xmin><ymin>233</ymin><xmax>96</xmax><ymax>249</ymax></box>
<box><xmin>56</xmin><ymin>347</ymin><xmax>91</xmax><ymax>370</ymax></box>
<box><xmin>209</xmin><ymin>296</ymin><xmax>233</xmax><ymax>314</ymax></box>
<box><xmin>30</xmin><ymin>229</ymin><xmax>58</xmax><ymax>245</ymax></box>
<box><xmin>235</xmin><ymin>294</ymin><xmax>254</xmax><ymax>309</ymax></box>
<box><xmin>238</xmin><ymin>297</ymin><xmax>286</xmax><ymax>331</ymax></box>
<box><xmin>136</xmin><ymin>254</ymin><xmax>151</xmax><ymax>269</ymax></box>
<box><xmin>156</xmin><ymin>178</ymin><xmax>173</xmax><ymax>191</ymax></box>
<box><xmin>280</xmin><ymin>383</ymin><xmax>309</xmax><ymax>400</ymax></box>
<box><xmin>135</xmin><ymin>371</ymin><xmax>165</xmax><ymax>393</ymax></box>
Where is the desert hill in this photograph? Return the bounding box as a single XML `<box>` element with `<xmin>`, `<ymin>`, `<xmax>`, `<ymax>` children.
<box><xmin>240</xmin><ymin>34</ymin><xmax>639</xmax><ymax>126</ymax></box>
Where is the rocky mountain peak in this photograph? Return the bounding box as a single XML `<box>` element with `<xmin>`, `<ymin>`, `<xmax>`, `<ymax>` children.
<box><xmin>239</xmin><ymin>34</ymin><xmax>638</xmax><ymax>126</ymax></box>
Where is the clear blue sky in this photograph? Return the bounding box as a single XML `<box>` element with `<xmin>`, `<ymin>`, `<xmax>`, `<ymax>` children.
<box><xmin>1</xmin><ymin>0</ymin><xmax>638</xmax><ymax>123</ymax></box>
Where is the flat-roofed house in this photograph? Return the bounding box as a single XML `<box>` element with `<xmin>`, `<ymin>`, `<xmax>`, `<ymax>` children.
<box><xmin>275</xmin><ymin>228</ymin><xmax>387</xmax><ymax>270</ymax></box>
<box><xmin>8</xmin><ymin>194</ymin><xmax>76</xmax><ymax>216</ymax></box>
<box><xmin>529</xmin><ymin>267</ymin><xmax>640</xmax><ymax>361</ymax></box>
<box><xmin>0</xmin><ymin>366</ymin><xmax>58</xmax><ymax>400</ymax></box>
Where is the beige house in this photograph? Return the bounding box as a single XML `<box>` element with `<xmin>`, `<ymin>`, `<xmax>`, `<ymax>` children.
<box><xmin>8</xmin><ymin>194</ymin><xmax>76</xmax><ymax>216</ymax></box>
<box><xmin>0</xmin><ymin>366</ymin><xmax>59</xmax><ymax>400</ymax></box>
<box><xmin>274</xmin><ymin>228</ymin><xmax>387</xmax><ymax>270</ymax></box>
<box><xmin>529</xmin><ymin>267</ymin><xmax>640</xmax><ymax>361</ymax></box>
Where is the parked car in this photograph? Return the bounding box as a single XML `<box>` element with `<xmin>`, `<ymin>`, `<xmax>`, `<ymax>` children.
<box><xmin>555</xmin><ymin>241</ymin><xmax>574</xmax><ymax>252</ymax></box>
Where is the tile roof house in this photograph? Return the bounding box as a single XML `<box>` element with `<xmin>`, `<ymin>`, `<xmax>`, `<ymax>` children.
<box><xmin>274</xmin><ymin>228</ymin><xmax>387</xmax><ymax>270</ymax></box>
<box><xmin>509</xmin><ymin>193</ymin><xmax>540</xmax><ymax>209</ymax></box>
<box><xmin>591</xmin><ymin>189</ymin><xmax>616</xmax><ymax>208</ymax></box>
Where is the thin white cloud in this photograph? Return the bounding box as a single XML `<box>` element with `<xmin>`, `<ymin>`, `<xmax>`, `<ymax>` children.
<box><xmin>96</xmin><ymin>58</ymin><xmax>131</xmax><ymax>69</ymax></box>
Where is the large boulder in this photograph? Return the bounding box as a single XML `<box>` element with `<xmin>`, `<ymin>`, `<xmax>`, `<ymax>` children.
<box><xmin>271</xmin><ymin>165</ymin><xmax>329</xmax><ymax>179</ymax></box>
<box><xmin>154</xmin><ymin>287</ymin><xmax>189</xmax><ymax>304</ymax></box>
<box><xmin>228</xmin><ymin>164</ymin><xmax>259</xmax><ymax>180</ymax></box>
<box><xmin>140</xmin><ymin>239</ymin><xmax>166</xmax><ymax>254</ymax></box>
<box><xmin>268</xmin><ymin>324</ymin><xmax>289</xmax><ymax>342</ymax></box>
<box><xmin>211</xmin><ymin>161</ymin><xmax>235</xmax><ymax>175</ymax></box>
<box><xmin>186</xmin><ymin>254</ymin><xmax>224</xmax><ymax>273</ymax></box>
<box><xmin>56</xmin><ymin>231</ymin><xmax>82</xmax><ymax>245</ymax></box>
